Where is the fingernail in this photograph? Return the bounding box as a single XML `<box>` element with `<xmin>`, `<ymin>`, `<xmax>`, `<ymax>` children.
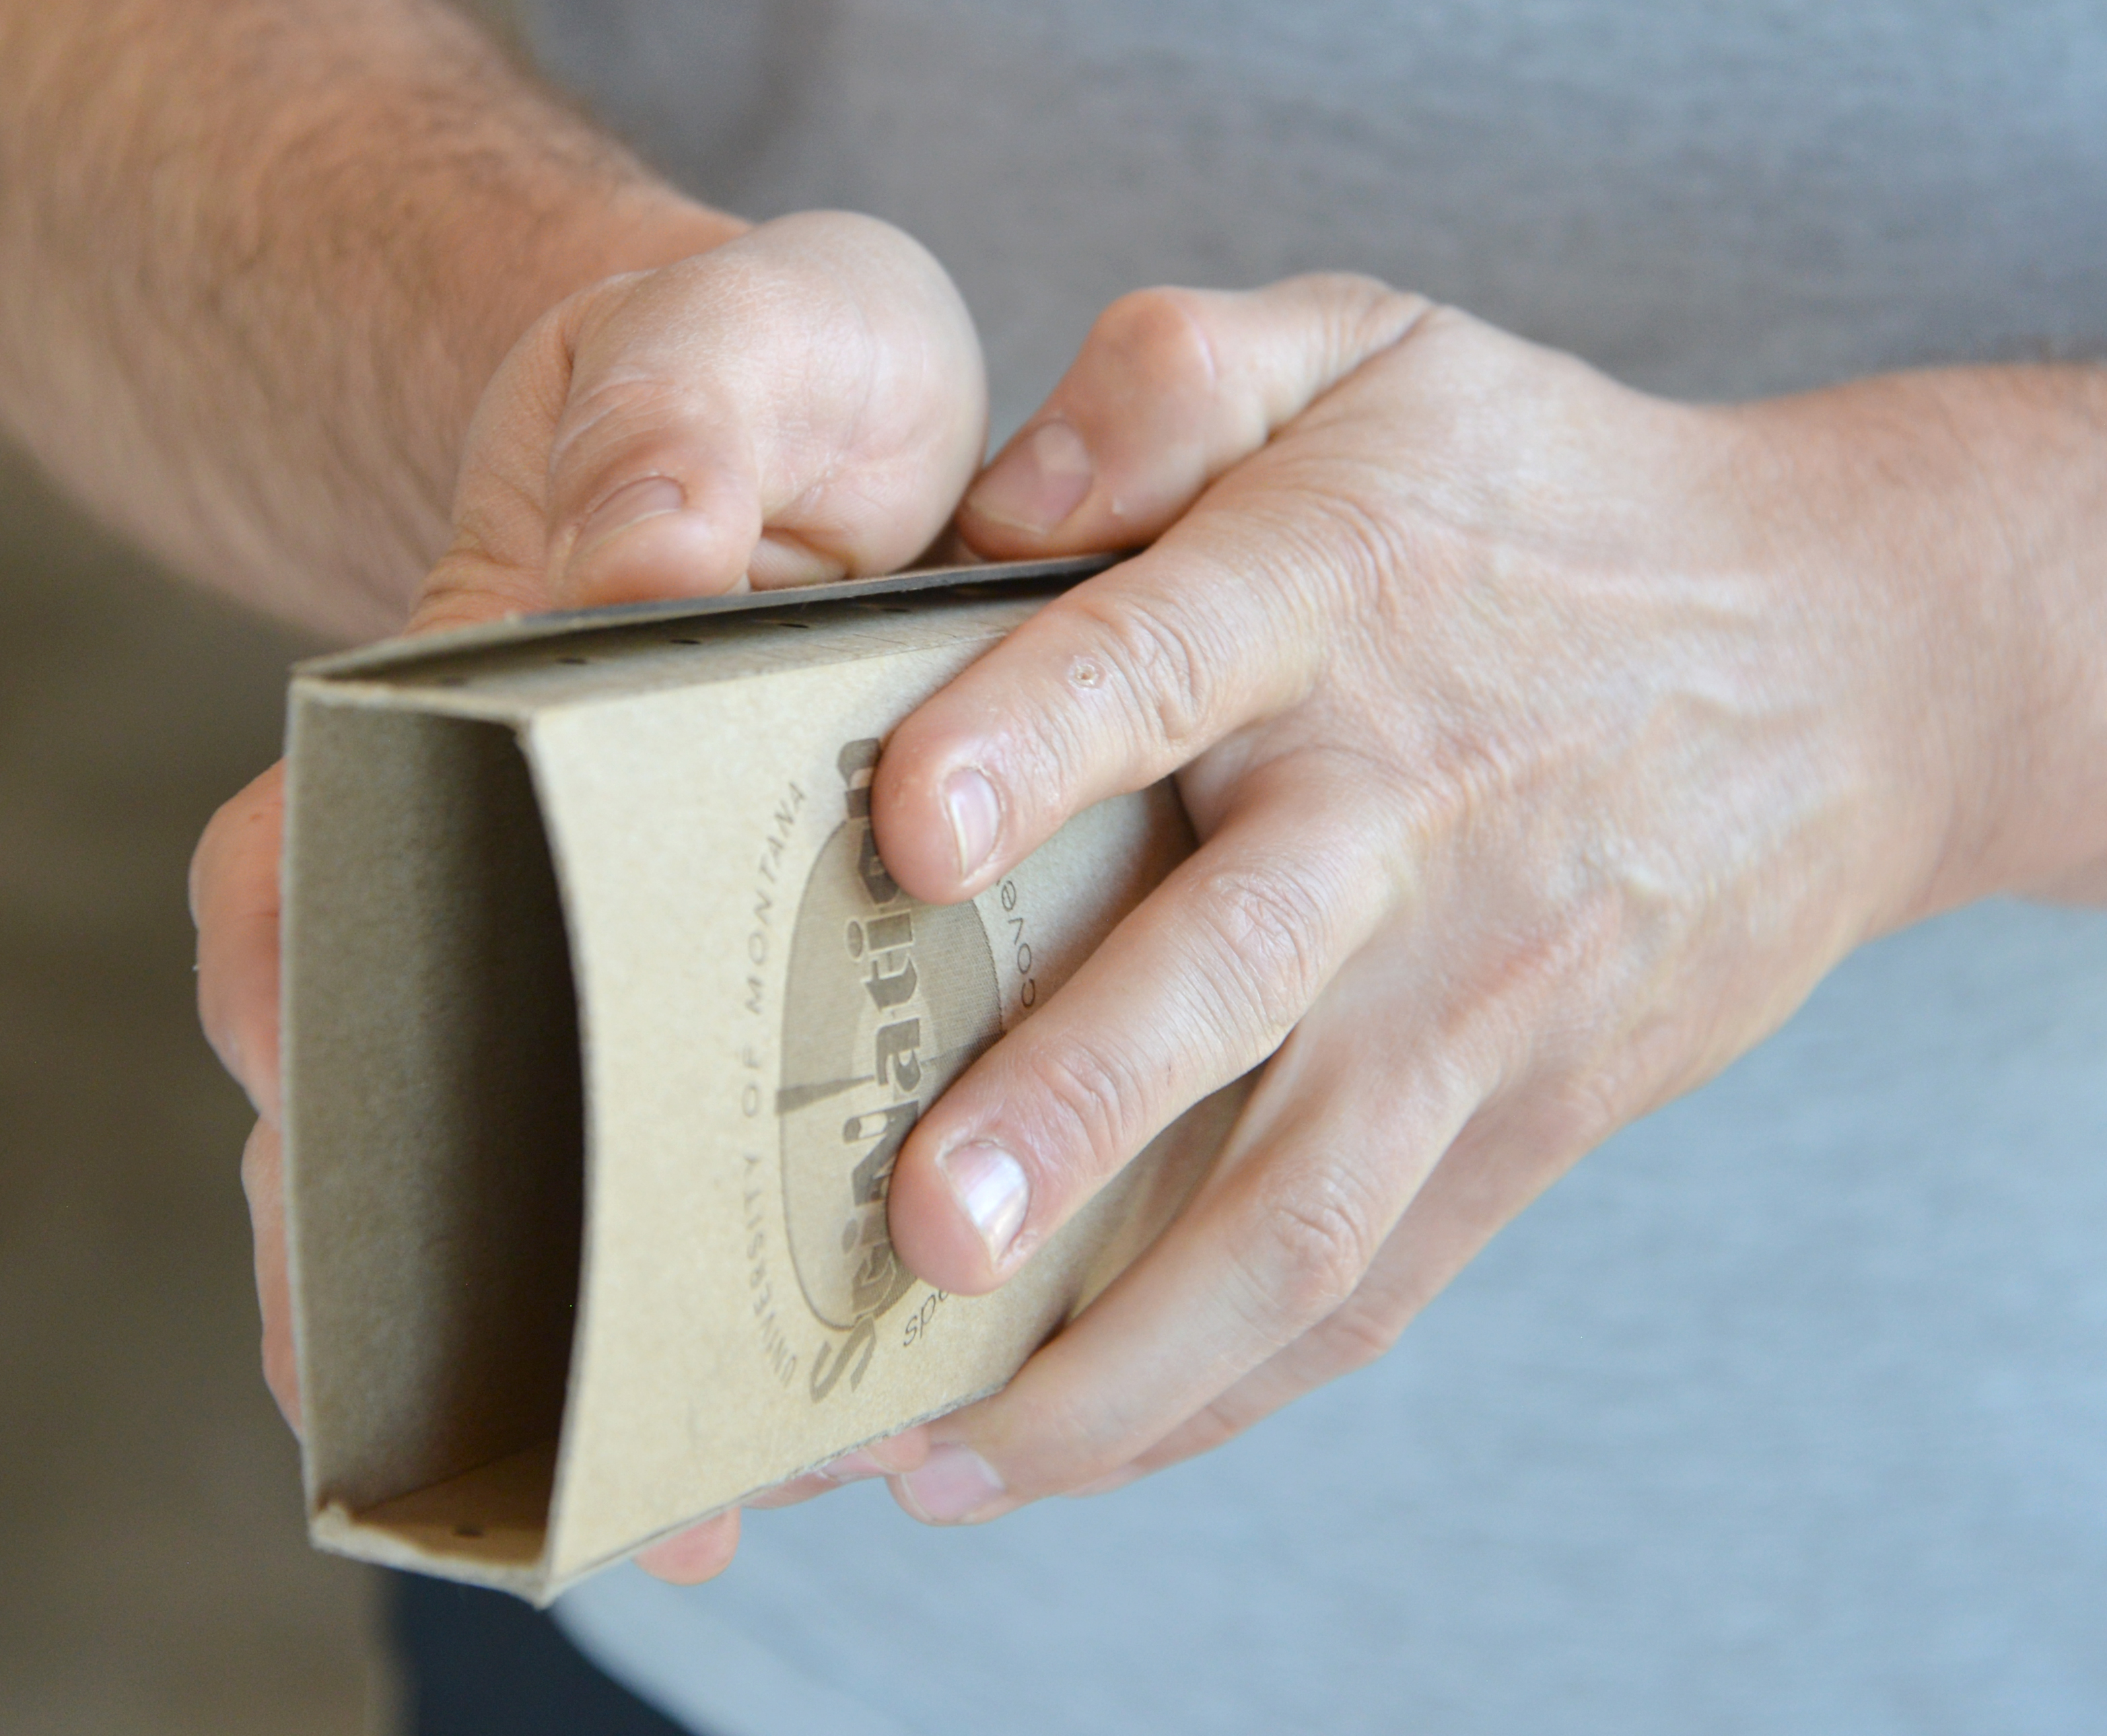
<box><xmin>936</xmin><ymin>1139</ymin><xmax>1029</xmax><ymax>1266</ymax></box>
<box><xmin>574</xmin><ymin>475</ymin><xmax>685</xmax><ymax>559</ymax></box>
<box><xmin>942</xmin><ymin>767</ymin><xmax>1002</xmax><ymax>880</ymax></box>
<box><xmin>966</xmin><ymin>420</ymin><xmax>1093</xmax><ymax>534</ymax></box>
<box><xmin>899</xmin><ymin>1444</ymin><xmax>1006</xmax><ymax>1523</ymax></box>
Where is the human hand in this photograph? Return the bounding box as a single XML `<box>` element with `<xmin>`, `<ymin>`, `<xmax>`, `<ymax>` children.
<box><xmin>411</xmin><ymin>208</ymin><xmax>986</xmax><ymax>629</ymax></box>
<box><xmin>193</xmin><ymin>209</ymin><xmax>986</xmax><ymax>1581</ymax></box>
<box><xmin>854</xmin><ymin>274</ymin><xmax>2064</xmax><ymax>1521</ymax></box>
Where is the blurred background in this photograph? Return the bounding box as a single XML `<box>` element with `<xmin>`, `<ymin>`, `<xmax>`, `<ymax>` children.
<box><xmin>0</xmin><ymin>447</ymin><xmax>394</xmax><ymax>1733</ymax></box>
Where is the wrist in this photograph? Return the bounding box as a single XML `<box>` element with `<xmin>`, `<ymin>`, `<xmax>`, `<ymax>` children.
<box><xmin>1932</xmin><ymin>365</ymin><xmax>2107</xmax><ymax>907</ymax></box>
<box><xmin>1740</xmin><ymin>367</ymin><xmax>2107</xmax><ymax>923</ymax></box>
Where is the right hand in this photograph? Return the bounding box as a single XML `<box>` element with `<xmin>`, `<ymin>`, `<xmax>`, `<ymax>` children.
<box><xmin>193</xmin><ymin>209</ymin><xmax>987</xmax><ymax>1583</ymax></box>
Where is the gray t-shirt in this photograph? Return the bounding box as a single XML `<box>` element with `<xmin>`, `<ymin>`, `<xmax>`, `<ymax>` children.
<box><xmin>516</xmin><ymin>5</ymin><xmax>2107</xmax><ymax>1731</ymax></box>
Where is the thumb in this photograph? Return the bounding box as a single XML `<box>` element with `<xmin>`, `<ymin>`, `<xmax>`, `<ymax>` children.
<box><xmin>415</xmin><ymin>211</ymin><xmax>986</xmax><ymax>633</ymax></box>
<box><xmin>957</xmin><ymin>275</ymin><xmax>1426</xmax><ymax>557</ymax></box>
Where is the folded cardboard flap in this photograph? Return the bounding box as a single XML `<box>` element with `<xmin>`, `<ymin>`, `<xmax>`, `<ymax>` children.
<box><xmin>287</xmin><ymin>705</ymin><xmax>583</xmax><ymax>1573</ymax></box>
<box><xmin>283</xmin><ymin>557</ymin><xmax>1237</xmax><ymax>1601</ymax></box>
<box><xmin>314</xmin><ymin>1443</ymin><xmax>559</xmax><ymax>1576</ymax></box>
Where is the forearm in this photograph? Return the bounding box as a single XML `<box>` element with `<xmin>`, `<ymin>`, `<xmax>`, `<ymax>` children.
<box><xmin>0</xmin><ymin>0</ymin><xmax>739</xmax><ymax>638</ymax></box>
<box><xmin>1739</xmin><ymin>363</ymin><xmax>2107</xmax><ymax>911</ymax></box>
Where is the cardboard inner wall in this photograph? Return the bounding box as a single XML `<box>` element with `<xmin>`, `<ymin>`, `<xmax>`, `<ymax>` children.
<box><xmin>283</xmin><ymin>699</ymin><xmax>585</xmax><ymax>1565</ymax></box>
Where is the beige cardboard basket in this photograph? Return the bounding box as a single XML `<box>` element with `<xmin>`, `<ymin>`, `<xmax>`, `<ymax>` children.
<box><xmin>281</xmin><ymin>557</ymin><xmax>1237</xmax><ymax>1602</ymax></box>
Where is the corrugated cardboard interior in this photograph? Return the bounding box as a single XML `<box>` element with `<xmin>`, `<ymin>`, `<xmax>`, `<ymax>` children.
<box><xmin>284</xmin><ymin>701</ymin><xmax>584</xmax><ymax>1583</ymax></box>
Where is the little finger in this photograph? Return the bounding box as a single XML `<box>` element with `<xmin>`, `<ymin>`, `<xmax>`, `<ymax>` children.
<box><xmin>635</xmin><ymin>1510</ymin><xmax>742</xmax><ymax>1586</ymax></box>
<box><xmin>1077</xmin><ymin>1088</ymin><xmax>1618</xmax><ymax>1488</ymax></box>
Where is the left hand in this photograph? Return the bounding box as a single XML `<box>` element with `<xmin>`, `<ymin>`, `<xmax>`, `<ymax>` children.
<box><xmin>192</xmin><ymin>209</ymin><xmax>986</xmax><ymax>1581</ymax></box>
<box><xmin>850</xmin><ymin>274</ymin><xmax>2085</xmax><ymax>1521</ymax></box>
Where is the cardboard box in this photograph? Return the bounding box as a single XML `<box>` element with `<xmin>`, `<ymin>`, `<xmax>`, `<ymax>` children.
<box><xmin>281</xmin><ymin>557</ymin><xmax>1237</xmax><ymax>1602</ymax></box>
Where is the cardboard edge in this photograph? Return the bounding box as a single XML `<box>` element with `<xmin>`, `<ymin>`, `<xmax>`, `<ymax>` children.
<box><xmin>281</xmin><ymin>687</ymin><xmax>325</xmax><ymax>1521</ymax></box>
<box><xmin>533</xmin><ymin>1382</ymin><xmax>1013</xmax><ymax>1604</ymax></box>
<box><xmin>296</xmin><ymin>554</ymin><xmax>1119</xmax><ymax>681</ymax></box>
<box><xmin>515</xmin><ymin>715</ymin><xmax>605</xmax><ymax>1589</ymax></box>
<box><xmin>284</xmin><ymin>668</ymin><xmax>534</xmax><ymax>730</ymax></box>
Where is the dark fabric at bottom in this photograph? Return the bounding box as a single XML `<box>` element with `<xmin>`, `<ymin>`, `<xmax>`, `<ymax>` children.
<box><xmin>391</xmin><ymin>1570</ymin><xmax>701</xmax><ymax>1736</ymax></box>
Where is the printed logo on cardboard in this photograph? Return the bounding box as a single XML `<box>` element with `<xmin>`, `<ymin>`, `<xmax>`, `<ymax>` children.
<box><xmin>777</xmin><ymin>740</ymin><xmax>1000</xmax><ymax>1397</ymax></box>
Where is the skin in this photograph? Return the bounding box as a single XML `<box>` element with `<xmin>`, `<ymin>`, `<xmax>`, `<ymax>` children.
<box><xmin>0</xmin><ymin>0</ymin><xmax>733</xmax><ymax>636</ymax></box>
<box><xmin>864</xmin><ymin>283</ymin><xmax>2107</xmax><ymax>1521</ymax></box>
<box><xmin>16</xmin><ymin>0</ymin><xmax>2107</xmax><ymax>1583</ymax></box>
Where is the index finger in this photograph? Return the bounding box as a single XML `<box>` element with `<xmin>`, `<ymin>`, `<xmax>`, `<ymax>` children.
<box><xmin>875</xmin><ymin>281</ymin><xmax>1430</xmax><ymax>907</ymax></box>
<box><xmin>868</xmin><ymin>532</ymin><xmax>1329</xmax><ymax>906</ymax></box>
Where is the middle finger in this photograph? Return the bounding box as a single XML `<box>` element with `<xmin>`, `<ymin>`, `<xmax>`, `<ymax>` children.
<box><xmin>886</xmin><ymin>753</ymin><xmax>1400</xmax><ymax>1297</ymax></box>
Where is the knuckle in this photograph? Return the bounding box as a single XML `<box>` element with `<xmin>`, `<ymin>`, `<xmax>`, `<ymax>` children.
<box><xmin>240</xmin><ymin>1119</ymin><xmax>281</xmax><ymax>1206</ymax></box>
<box><xmin>1000</xmin><ymin>1380</ymin><xmax>1155</xmax><ymax>1496</ymax></box>
<box><xmin>187</xmin><ymin>831</ymin><xmax>225</xmax><ymax>937</ymax></box>
<box><xmin>1183</xmin><ymin>862</ymin><xmax>1330</xmax><ymax>1049</ymax></box>
<box><xmin>1089</xmin><ymin>286</ymin><xmax>1220</xmax><ymax>399</ymax></box>
<box><xmin>1302</xmin><ymin>1291</ymin><xmax>1408</xmax><ymax>1376</ymax></box>
<box><xmin>1305</xmin><ymin>273</ymin><xmax>1430</xmax><ymax>365</ymax></box>
<box><xmin>1228</xmin><ymin>1167</ymin><xmax>1381</xmax><ymax>1345</ymax></box>
<box><xmin>1011</xmin><ymin>1029</ymin><xmax>1157</xmax><ymax>1192</ymax></box>
<box><xmin>189</xmin><ymin>779</ymin><xmax>269</xmax><ymax>917</ymax></box>
<box><xmin>1299</xmin><ymin>489</ymin><xmax>1413</xmax><ymax>617</ymax></box>
<box><xmin>1066</xmin><ymin>586</ymin><xmax>1214</xmax><ymax>754</ymax></box>
<box><xmin>548</xmin><ymin>380</ymin><xmax>712</xmax><ymax>520</ymax></box>
<box><xmin>1538</xmin><ymin>1068</ymin><xmax>1628</xmax><ymax>1158</ymax></box>
<box><xmin>552</xmin><ymin>375</ymin><xmax>682</xmax><ymax>473</ymax></box>
<box><xmin>1164</xmin><ymin>1399</ymin><xmax>1249</xmax><ymax>1466</ymax></box>
<box><xmin>1220</xmin><ymin>471</ymin><xmax>1410</xmax><ymax>640</ymax></box>
<box><xmin>1305</xmin><ymin>269</ymin><xmax>1407</xmax><ymax>308</ymax></box>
